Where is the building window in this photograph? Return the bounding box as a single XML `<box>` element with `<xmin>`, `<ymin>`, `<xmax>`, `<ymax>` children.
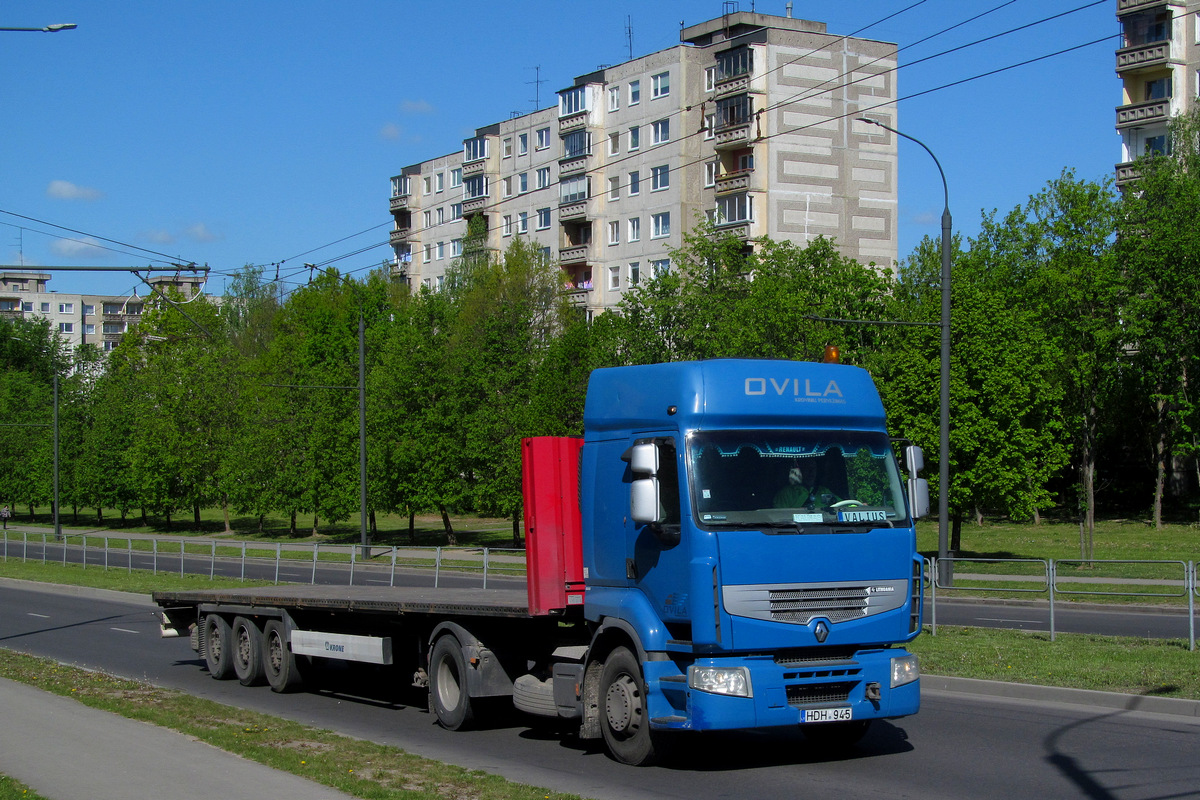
<box><xmin>629</xmin><ymin>262</ymin><xmax>640</xmax><ymax>286</ymax></box>
<box><xmin>559</xmin><ymin>85</ymin><xmax>587</xmax><ymax>116</ymax></box>
<box><xmin>609</xmin><ymin>176</ymin><xmax>620</xmax><ymax>200</ymax></box>
<box><xmin>704</xmin><ymin>113</ymin><xmax>716</xmax><ymax>140</ymax></box>
<box><xmin>423</xmin><ymin>244</ymin><xmax>432</xmax><ymax>263</ymax></box>
<box><xmin>651</xmin><ymin>119</ymin><xmax>670</xmax><ymax>144</ymax></box>
<box><xmin>651</xmin><ymin>165</ymin><xmax>669</xmax><ymax>191</ymax></box>
<box><xmin>450</xmin><ymin>168</ymin><xmax>462</xmax><ymax>188</ymax></box>
<box><xmin>103</xmin><ymin>321</ymin><xmax>124</xmax><ymax>334</ymax></box>
<box><xmin>503</xmin><ymin>137</ymin><xmax>513</xmax><ymax>158</ymax></box>
<box><xmin>1146</xmin><ymin>76</ymin><xmax>1172</xmax><ymax>101</ymax></box>
<box><xmin>652</xmin><ymin>212</ymin><xmax>670</xmax><ymax>238</ymax></box>
<box><xmin>651</xmin><ymin>258</ymin><xmax>670</xmax><ymax>276</ymax></box>
<box><xmin>629</xmin><ymin>125</ymin><xmax>640</xmax><ymax>151</ymax></box>
<box><xmin>738</xmin><ymin>151</ymin><xmax>755</xmax><ymax>171</ymax></box>
<box><xmin>536</xmin><ymin>127</ymin><xmax>550</xmax><ymax>149</ymax></box>
<box><xmin>651</xmin><ymin>72</ymin><xmax>669</xmax><ymax>98</ymax></box>
<box><xmin>435</xmin><ymin>173</ymin><xmax>444</xmax><ymax>192</ymax></box>
<box><xmin>464</xmin><ymin>137</ymin><xmax>488</xmax><ymax>163</ymax></box>
<box><xmin>103</xmin><ymin>341</ymin><xmax>118</xmax><ymax>352</ymax></box>
<box><xmin>423</xmin><ymin>176</ymin><xmax>432</xmax><ymax>195</ymax></box>
<box><xmin>716</xmin><ymin>46</ymin><xmax>753</xmax><ymax>82</ymax></box>
<box><xmin>451</xmin><ymin>203</ymin><xmax>463</xmax><ymax>220</ymax></box>
<box><xmin>705</xmin><ymin>160</ymin><xmax>718</xmax><ymax>187</ymax></box>
<box><xmin>452</xmin><ymin>238</ymin><xmax>463</xmax><ymax>257</ymax></box>
<box><xmin>608</xmin><ymin>86</ymin><xmax>620</xmax><ymax>111</ymax></box>
<box><xmin>629</xmin><ymin>170</ymin><xmax>641</xmax><ymax>195</ymax></box>
<box><xmin>1145</xmin><ymin>134</ymin><xmax>1169</xmax><ymax>155</ymax></box>
<box><xmin>629</xmin><ymin>80</ymin><xmax>640</xmax><ymax>105</ymax></box>
<box><xmin>519</xmin><ymin>212</ymin><xmax>529</xmax><ymax>233</ymax></box>
<box><xmin>609</xmin><ymin>132</ymin><xmax>620</xmax><ymax>155</ymax></box>
<box><xmin>423</xmin><ymin>210</ymin><xmax>433</xmax><ymax>228</ymax></box>
<box><xmin>0</xmin><ymin>300</ymin><xmax>16</xmax><ymax>312</ymax></box>
<box><xmin>537</xmin><ymin>167</ymin><xmax>550</xmax><ymax>189</ymax></box>
<box><xmin>609</xmin><ymin>266</ymin><xmax>621</xmax><ymax>290</ymax></box>
<box><xmin>562</xmin><ymin>129</ymin><xmax>591</xmax><ymax>159</ymax></box>
<box><xmin>716</xmin><ymin>94</ymin><xmax>752</xmax><ymax>129</ymax></box>
<box><xmin>102</xmin><ymin>303</ymin><xmax>121</xmax><ymax>314</ymax></box>
<box><xmin>608</xmin><ymin>220</ymin><xmax>620</xmax><ymax>245</ymax></box>
<box><xmin>58</xmin><ymin>302</ymin><xmax>74</xmax><ymax>314</ymax></box>
<box><xmin>40</xmin><ymin>302</ymin><xmax>50</xmax><ymax>313</ymax></box>
<box><xmin>518</xmin><ymin>133</ymin><xmax>528</xmax><ymax>155</ymax></box>
<box><xmin>716</xmin><ymin>193</ymin><xmax>754</xmax><ymax>224</ymax></box>
<box><xmin>83</xmin><ymin>304</ymin><xmax>94</xmax><ymax>316</ymax></box>
<box><xmin>519</xmin><ymin>173</ymin><xmax>529</xmax><ymax>194</ymax></box>
<box><xmin>391</xmin><ymin>176</ymin><xmax>408</xmax><ymax>196</ymax></box>
<box><xmin>436</xmin><ymin>241</ymin><xmax>445</xmax><ymax>260</ymax></box>
<box><xmin>502</xmin><ymin>176</ymin><xmax>513</xmax><ymax>197</ymax></box>
<box><xmin>537</xmin><ymin>207</ymin><xmax>551</xmax><ymax>229</ymax></box>
<box><xmin>560</xmin><ymin>175</ymin><xmax>589</xmax><ymax>203</ymax></box>
<box><xmin>21</xmin><ymin>302</ymin><xmax>32</xmax><ymax>312</ymax></box>
<box><xmin>503</xmin><ymin>215</ymin><xmax>514</xmax><ymax>236</ymax></box>
<box><xmin>84</xmin><ymin>323</ymin><xmax>96</xmax><ymax>335</ymax></box>
<box><xmin>705</xmin><ymin>66</ymin><xmax>716</xmax><ymax>92</ymax></box>
<box><xmin>464</xmin><ymin>175</ymin><xmax>488</xmax><ymax>199</ymax></box>
<box><xmin>436</xmin><ymin>207</ymin><xmax>445</xmax><ymax>224</ymax></box>
<box><xmin>628</xmin><ymin>217</ymin><xmax>641</xmax><ymax>242</ymax></box>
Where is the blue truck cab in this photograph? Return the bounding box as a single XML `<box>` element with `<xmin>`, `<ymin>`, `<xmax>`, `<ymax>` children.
<box><xmin>578</xmin><ymin>359</ymin><xmax>925</xmax><ymax>763</ymax></box>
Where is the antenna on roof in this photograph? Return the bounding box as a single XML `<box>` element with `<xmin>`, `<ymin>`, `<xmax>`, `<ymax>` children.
<box><xmin>527</xmin><ymin>65</ymin><xmax>546</xmax><ymax>109</ymax></box>
<box><xmin>625</xmin><ymin>15</ymin><xmax>633</xmax><ymax>60</ymax></box>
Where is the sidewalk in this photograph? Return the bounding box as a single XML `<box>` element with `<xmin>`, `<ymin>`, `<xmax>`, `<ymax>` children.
<box><xmin>0</xmin><ymin>677</ymin><xmax>357</xmax><ymax>800</ymax></box>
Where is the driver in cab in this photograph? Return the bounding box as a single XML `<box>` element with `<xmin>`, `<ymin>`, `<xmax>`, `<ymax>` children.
<box><xmin>773</xmin><ymin>463</ymin><xmax>840</xmax><ymax>509</ymax></box>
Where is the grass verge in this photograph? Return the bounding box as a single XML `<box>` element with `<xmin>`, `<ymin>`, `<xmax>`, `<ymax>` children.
<box><xmin>0</xmin><ymin>648</ymin><xmax>578</xmax><ymax>800</ymax></box>
<box><xmin>910</xmin><ymin>625</ymin><xmax>1200</xmax><ymax>699</ymax></box>
<box><xmin>0</xmin><ymin>560</ymin><xmax>272</xmax><ymax>594</ymax></box>
<box><xmin>0</xmin><ymin>774</ymin><xmax>49</xmax><ymax>800</ymax></box>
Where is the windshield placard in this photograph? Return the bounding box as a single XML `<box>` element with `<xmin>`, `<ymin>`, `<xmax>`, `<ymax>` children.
<box><xmin>837</xmin><ymin>509</ymin><xmax>888</xmax><ymax>523</ymax></box>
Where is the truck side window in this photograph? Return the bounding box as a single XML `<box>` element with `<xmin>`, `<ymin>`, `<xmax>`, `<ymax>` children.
<box><xmin>658</xmin><ymin>439</ymin><xmax>681</xmax><ymax>527</ymax></box>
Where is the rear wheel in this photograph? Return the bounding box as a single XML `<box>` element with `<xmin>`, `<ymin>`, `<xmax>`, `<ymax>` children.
<box><xmin>231</xmin><ymin>616</ymin><xmax>265</xmax><ymax>686</ymax></box>
<box><xmin>599</xmin><ymin>647</ymin><xmax>661</xmax><ymax>766</ymax></box>
<box><xmin>429</xmin><ymin>635</ymin><xmax>474</xmax><ymax>730</ymax></box>
<box><xmin>202</xmin><ymin>615</ymin><xmax>234</xmax><ymax>680</ymax></box>
<box><xmin>263</xmin><ymin>620</ymin><xmax>304</xmax><ymax>693</ymax></box>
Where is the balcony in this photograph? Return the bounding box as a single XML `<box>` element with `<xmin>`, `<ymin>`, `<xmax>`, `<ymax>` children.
<box><xmin>462</xmin><ymin>196</ymin><xmax>488</xmax><ymax>215</ymax></box>
<box><xmin>1117</xmin><ymin>0</ymin><xmax>1172</xmax><ymax>15</ymax></box>
<box><xmin>390</xmin><ymin>228</ymin><xmax>411</xmax><ymax>245</ymax></box>
<box><xmin>559</xmin><ymin>245</ymin><xmax>589</xmax><ymax>265</ymax></box>
<box><xmin>1116</xmin><ymin>98</ymin><xmax>1170</xmax><ymax>129</ymax></box>
<box><xmin>559</xmin><ymin>156</ymin><xmax>587</xmax><ymax>177</ymax></box>
<box><xmin>715</xmin><ymin>169</ymin><xmax>752</xmax><ymax>194</ymax></box>
<box><xmin>462</xmin><ymin>159</ymin><xmax>486</xmax><ymax>178</ymax></box>
<box><xmin>713</xmin><ymin>124</ymin><xmax>753</xmax><ymax>151</ymax></box>
<box><xmin>715</xmin><ymin>74</ymin><xmax>752</xmax><ymax>98</ymax></box>
<box><xmin>559</xmin><ymin>111</ymin><xmax>587</xmax><ymax>134</ymax></box>
<box><xmin>1115</xmin><ymin>161</ymin><xmax>1143</xmax><ymax>188</ymax></box>
<box><xmin>389</xmin><ymin>194</ymin><xmax>409</xmax><ymax>212</ymax></box>
<box><xmin>1116</xmin><ymin>41</ymin><xmax>1175</xmax><ymax>73</ymax></box>
<box><xmin>559</xmin><ymin>200</ymin><xmax>589</xmax><ymax>220</ymax></box>
<box><xmin>713</xmin><ymin>220</ymin><xmax>753</xmax><ymax>241</ymax></box>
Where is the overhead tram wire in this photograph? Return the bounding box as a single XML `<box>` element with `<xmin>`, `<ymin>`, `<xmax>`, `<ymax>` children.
<box><xmin>0</xmin><ymin>208</ymin><xmax>200</xmax><ymax>267</ymax></box>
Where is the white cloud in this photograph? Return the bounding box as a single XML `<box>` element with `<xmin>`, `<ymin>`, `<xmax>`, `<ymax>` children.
<box><xmin>401</xmin><ymin>99</ymin><xmax>434</xmax><ymax>115</ymax></box>
<box><xmin>46</xmin><ymin>180</ymin><xmax>104</xmax><ymax>201</ymax></box>
<box><xmin>50</xmin><ymin>236</ymin><xmax>108</xmax><ymax>260</ymax></box>
<box><xmin>185</xmin><ymin>223</ymin><xmax>219</xmax><ymax>243</ymax></box>
<box><xmin>143</xmin><ymin>229</ymin><xmax>176</xmax><ymax>245</ymax></box>
<box><xmin>911</xmin><ymin>211</ymin><xmax>939</xmax><ymax>226</ymax></box>
<box><xmin>380</xmin><ymin>122</ymin><xmax>402</xmax><ymax>141</ymax></box>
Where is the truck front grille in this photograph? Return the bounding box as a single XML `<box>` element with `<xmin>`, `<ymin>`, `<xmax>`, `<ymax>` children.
<box><xmin>768</xmin><ymin>587</ymin><xmax>870</xmax><ymax>623</ymax></box>
<box><xmin>723</xmin><ymin>579</ymin><xmax>908</xmax><ymax>627</ymax></box>
<box><xmin>787</xmin><ymin>681</ymin><xmax>858</xmax><ymax>707</ymax></box>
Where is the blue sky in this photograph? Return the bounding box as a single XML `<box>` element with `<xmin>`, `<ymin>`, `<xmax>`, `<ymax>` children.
<box><xmin>1</xmin><ymin>1</ymin><xmax>1118</xmax><ymax>297</ymax></box>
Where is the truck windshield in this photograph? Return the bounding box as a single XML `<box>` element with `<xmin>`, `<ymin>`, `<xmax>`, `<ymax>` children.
<box><xmin>687</xmin><ymin>430</ymin><xmax>909</xmax><ymax>531</ymax></box>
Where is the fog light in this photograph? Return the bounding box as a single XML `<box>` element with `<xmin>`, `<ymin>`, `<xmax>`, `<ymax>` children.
<box><xmin>689</xmin><ymin>665</ymin><xmax>753</xmax><ymax>697</ymax></box>
<box><xmin>891</xmin><ymin>653</ymin><xmax>920</xmax><ymax>688</ymax></box>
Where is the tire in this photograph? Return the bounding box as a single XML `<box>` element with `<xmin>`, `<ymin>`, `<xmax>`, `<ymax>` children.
<box><xmin>202</xmin><ymin>615</ymin><xmax>234</xmax><ymax>680</ymax></box>
<box><xmin>599</xmin><ymin>647</ymin><xmax>661</xmax><ymax>766</ymax></box>
<box><xmin>263</xmin><ymin>620</ymin><xmax>304</xmax><ymax>693</ymax></box>
<box><xmin>231</xmin><ymin>616</ymin><xmax>265</xmax><ymax>686</ymax></box>
<box><xmin>429</xmin><ymin>635</ymin><xmax>474</xmax><ymax>730</ymax></box>
<box><xmin>802</xmin><ymin>719</ymin><xmax>872</xmax><ymax>749</ymax></box>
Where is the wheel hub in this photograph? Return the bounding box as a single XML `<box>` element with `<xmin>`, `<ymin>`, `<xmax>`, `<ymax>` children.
<box><xmin>605</xmin><ymin>674</ymin><xmax>640</xmax><ymax>733</ymax></box>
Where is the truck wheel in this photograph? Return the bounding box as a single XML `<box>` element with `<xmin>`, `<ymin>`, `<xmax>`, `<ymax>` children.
<box><xmin>429</xmin><ymin>635</ymin><xmax>474</xmax><ymax>730</ymax></box>
<box><xmin>231</xmin><ymin>616</ymin><xmax>265</xmax><ymax>686</ymax></box>
<box><xmin>202</xmin><ymin>615</ymin><xmax>234</xmax><ymax>680</ymax></box>
<box><xmin>263</xmin><ymin>620</ymin><xmax>303</xmax><ymax>693</ymax></box>
<box><xmin>599</xmin><ymin>647</ymin><xmax>660</xmax><ymax>766</ymax></box>
<box><xmin>803</xmin><ymin>720</ymin><xmax>872</xmax><ymax>749</ymax></box>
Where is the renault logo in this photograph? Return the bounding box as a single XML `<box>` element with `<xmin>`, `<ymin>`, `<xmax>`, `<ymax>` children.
<box><xmin>814</xmin><ymin>620</ymin><xmax>830</xmax><ymax>643</ymax></box>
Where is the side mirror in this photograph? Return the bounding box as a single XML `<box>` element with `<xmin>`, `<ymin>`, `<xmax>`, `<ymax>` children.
<box><xmin>630</xmin><ymin>477</ymin><xmax>662</xmax><ymax>524</ymax></box>
<box><xmin>905</xmin><ymin>444</ymin><xmax>925</xmax><ymax>475</ymax></box>
<box><xmin>630</xmin><ymin>443</ymin><xmax>659</xmax><ymax>476</ymax></box>
<box><xmin>907</xmin><ymin>478</ymin><xmax>930</xmax><ymax>519</ymax></box>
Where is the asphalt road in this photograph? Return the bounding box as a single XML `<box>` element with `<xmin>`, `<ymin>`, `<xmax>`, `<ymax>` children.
<box><xmin>3</xmin><ymin>581</ymin><xmax>1199</xmax><ymax>800</ymax></box>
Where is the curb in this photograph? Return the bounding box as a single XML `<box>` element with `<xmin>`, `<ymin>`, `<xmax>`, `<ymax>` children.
<box><xmin>924</xmin><ymin>674</ymin><xmax>1200</xmax><ymax>719</ymax></box>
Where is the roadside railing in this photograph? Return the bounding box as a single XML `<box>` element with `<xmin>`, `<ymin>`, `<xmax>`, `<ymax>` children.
<box><xmin>926</xmin><ymin>556</ymin><xmax>1197</xmax><ymax>650</ymax></box>
<box><xmin>1</xmin><ymin>530</ymin><xmax>525</xmax><ymax>589</ymax></box>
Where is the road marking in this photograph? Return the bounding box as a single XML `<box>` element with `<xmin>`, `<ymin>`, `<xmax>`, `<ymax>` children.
<box><xmin>976</xmin><ymin>617</ymin><xmax>1041</xmax><ymax>624</ymax></box>
<box><xmin>27</xmin><ymin>613</ymin><xmax>50</xmax><ymax>619</ymax></box>
<box><xmin>110</xmin><ymin>627</ymin><xmax>140</xmax><ymax>634</ymax></box>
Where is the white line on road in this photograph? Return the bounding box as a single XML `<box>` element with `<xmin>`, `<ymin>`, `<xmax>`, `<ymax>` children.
<box><xmin>110</xmin><ymin>627</ymin><xmax>140</xmax><ymax>634</ymax></box>
<box><xmin>27</xmin><ymin>613</ymin><xmax>50</xmax><ymax>618</ymax></box>
<box><xmin>975</xmin><ymin>617</ymin><xmax>1042</xmax><ymax>624</ymax></box>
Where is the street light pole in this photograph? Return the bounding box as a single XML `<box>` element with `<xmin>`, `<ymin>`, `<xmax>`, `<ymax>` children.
<box><xmin>858</xmin><ymin>117</ymin><xmax>953</xmax><ymax>584</ymax></box>
<box><xmin>0</xmin><ymin>23</ymin><xmax>77</xmax><ymax>32</ymax></box>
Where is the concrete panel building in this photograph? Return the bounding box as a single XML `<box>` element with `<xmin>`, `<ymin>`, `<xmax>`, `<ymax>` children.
<box><xmin>388</xmin><ymin>9</ymin><xmax>898</xmax><ymax>314</ymax></box>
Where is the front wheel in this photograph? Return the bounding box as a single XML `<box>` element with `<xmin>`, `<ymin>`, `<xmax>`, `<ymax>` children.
<box><xmin>429</xmin><ymin>635</ymin><xmax>474</xmax><ymax>730</ymax></box>
<box><xmin>599</xmin><ymin>647</ymin><xmax>663</xmax><ymax>766</ymax></box>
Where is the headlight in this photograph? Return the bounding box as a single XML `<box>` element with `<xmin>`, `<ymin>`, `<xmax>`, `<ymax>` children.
<box><xmin>891</xmin><ymin>653</ymin><xmax>920</xmax><ymax>688</ymax></box>
<box><xmin>689</xmin><ymin>665</ymin><xmax>753</xmax><ymax>697</ymax></box>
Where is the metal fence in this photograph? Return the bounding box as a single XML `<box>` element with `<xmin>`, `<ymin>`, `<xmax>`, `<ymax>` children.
<box><xmin>0</xmin><ymin>530</ymin><xmax>524</xmax><ymax>589</ymax></box>
<box><xmin>925</xmin><ymin>556</ymin><xmax>1198</xmax><ymax>650</ymax></box>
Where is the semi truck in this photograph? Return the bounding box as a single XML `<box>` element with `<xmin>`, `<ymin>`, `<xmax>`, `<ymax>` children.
<box><xmin>154</xmin><ymin>357</ymin><xmax>928</xmax><ymax>766</ymax></box>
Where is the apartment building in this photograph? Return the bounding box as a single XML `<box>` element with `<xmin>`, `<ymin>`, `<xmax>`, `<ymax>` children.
<box><xmin>388</xmin><ymin>9</ymin><xmax>899</xmax><ymax>313</ymax></box>
<box><xmin>1115</xmin><ymin>0</ymin><xmax>1200</xmax><ymax>186</ymax></box>
<box><xmin>0</xmin><ymin>270</ymin><xmax>209</xmax><ymax>352</ymax></box>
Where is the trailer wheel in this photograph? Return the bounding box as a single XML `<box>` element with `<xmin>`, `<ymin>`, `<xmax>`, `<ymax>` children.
<box><xmin>263</xmin><ymin>620</ymin><xmax>303</xmax><ymax>693</ymax></box>
<box><xmin>429</xmin><ymin>635</ymin><xmax>474</xmax><ymax>730</ymax></box>
<box><xmin>202</xmin><ymin>615</ymin><xmax>234</xmax><ymax>680</ymax></box>
<box><xmin>599</xmin><ymin>647</ymin><xmax>660</xmax><ymax>766</ymax></box>
<box><xmin>231</xmin><ymin>616</ymin><xmax>265</xmax><ymax>686</ymax></box>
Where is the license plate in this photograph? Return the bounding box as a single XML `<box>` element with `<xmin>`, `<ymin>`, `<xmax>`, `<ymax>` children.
<box><xmin>803</xmin><ymin>707</ymin><xmax>853</xmax><ymax>723</ymax></box>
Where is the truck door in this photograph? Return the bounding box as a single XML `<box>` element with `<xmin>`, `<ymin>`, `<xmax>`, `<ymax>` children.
<box><xmin>628</xmin><ymin>436</ymin><xmax>693</xmax><ymax>625</ymax></box>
